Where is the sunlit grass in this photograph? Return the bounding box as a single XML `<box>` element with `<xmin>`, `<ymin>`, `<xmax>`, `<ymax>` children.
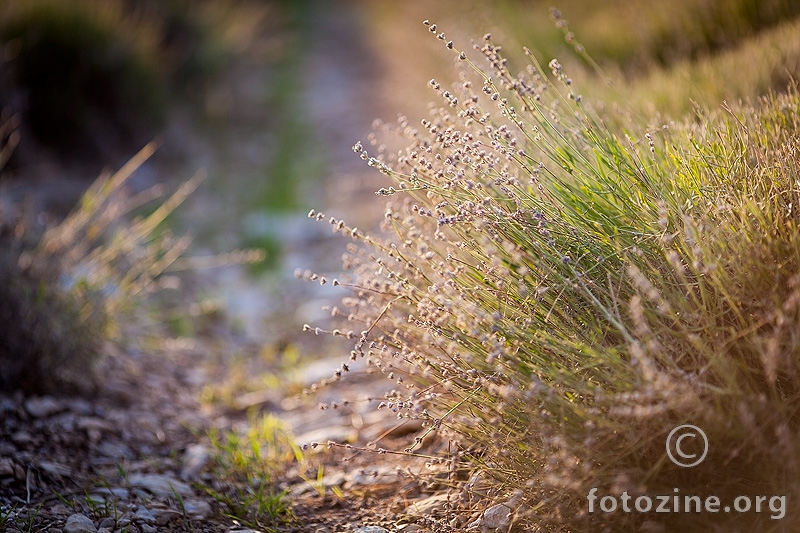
<box><xmin>496</xmin><ymin>0</ymin><xmax>800</xmax><ymax>70</ymax></box>
<box><xmin>607</xmin><ymin>15</ymin><xmax>800</xmax><ymax>118</ymax></box>
<box><xmin>407</xmin><ymin>1</ymin><xmax>800</xmax><ymax>119</ymax></box>
<box><xmin>204</xmin><ymin>414</ymin><xmax>299</xmax><ymax>531</ymax></box>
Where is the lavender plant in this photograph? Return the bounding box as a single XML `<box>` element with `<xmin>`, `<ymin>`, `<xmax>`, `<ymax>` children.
<box><xmin>305</xmin><ymin>21</ymin><xmax>800</xmax><ymax>531</ymax></box>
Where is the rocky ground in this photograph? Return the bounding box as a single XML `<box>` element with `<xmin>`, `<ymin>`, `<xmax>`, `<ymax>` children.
<box><xmin>0</xmin><ymin>331</ymin><xmax>510</xmax><ymax>533</ymax></box>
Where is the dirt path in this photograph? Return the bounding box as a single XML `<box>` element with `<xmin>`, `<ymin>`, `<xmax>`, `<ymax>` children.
<box><xmin>1</xmin><ymin>4</ymin><xmax>462</xmax><ymax>533</ymax></box>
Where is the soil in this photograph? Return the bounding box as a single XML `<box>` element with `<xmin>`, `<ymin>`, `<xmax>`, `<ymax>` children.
<box><xmin>0</xmin><ymin>334</ymin><xmax>465</xmax><ymax>533</ymax></box>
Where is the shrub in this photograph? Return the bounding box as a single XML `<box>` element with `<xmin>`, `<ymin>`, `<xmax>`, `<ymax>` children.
<box><xmin>0</xmin><ymin>0</ymin><xmax>227</xmax><ymax>168</ymax></box>
<box><xmin>307</xmin><ymin>23</ymin><xmax>800</xmax><ymax>531</ymax></box>
<box><xmin>0</xmin><ymin>142</ymin><xmax>199</xmax><ymax>394</ymax></box>
<box><xmin>0</xmin><ymin>1</ymin><xmax>167</xmax><ymax>164</ymax></box>
<box><xmin>0</xmin><ymin>208</ymin><xmax>105</xmax><ymax>393</ymax></box>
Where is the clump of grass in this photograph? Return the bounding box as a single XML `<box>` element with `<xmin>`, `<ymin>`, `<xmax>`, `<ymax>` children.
<box><xmin>0</xmin><ymin>142</ymin><xmax>200</xmax><ymax>393</ymax></box>
<box><xmin>204</xmin><ymin>414</ymin><xmax>298</xmax><ymax>531</ymax></box>
<box><xmin>305</xmin><ymin>21</ymin><xmax>800</xmax><ymax>531</ymax></box>
<box><xmin>617</xmin><ymin>14</ymin><xmax>800</xmax><ymax>118</ymax></box>
<box><xmin>0</xmin><ymin>208</ymin><xmax>105</xmax><ymax>393</ymax></box>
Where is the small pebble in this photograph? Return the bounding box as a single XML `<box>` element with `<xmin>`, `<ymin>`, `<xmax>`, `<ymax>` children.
<box><xmin>183</xmin><ymin>498</ymin><xmax>212</xmax><ymax>519</ymax></box>
<box><xmin>135</xmin><ymin>506</ymin><xmax>156</xmax><ymax>524</ymax></box>
<box><xmin>154</xmin><ymin>509</ymin><xmax>182</xmax><ymax>526</ymax></box>
<box><xmin>24</xmin><ymin>396</ymin><xmax>63</xmax><ymax>418</ymax></box>
<box><xmin>0</xmin><ymin>457</ymin><xmax>15</xmax><ymax>477</ymax></box>
<box><xmin>64</xmin><ymin>513</ymin><xmax>97</xmax><ymax>533</ymax></box>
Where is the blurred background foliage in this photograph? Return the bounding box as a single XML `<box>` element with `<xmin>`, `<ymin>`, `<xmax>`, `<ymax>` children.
<box><xmin>3</xmin><ymin>0</ymin><xmax>800</xmax><ymax>212</ymax></box>
<box><xmin>0</xmin><ymin>0</ymin><xmax>226</xmax><ymax>168</ymax></box>
<box><xmin>496</xmin><ymin>0</ymin><xmax>800</xmax><ymax>71</ymax></box>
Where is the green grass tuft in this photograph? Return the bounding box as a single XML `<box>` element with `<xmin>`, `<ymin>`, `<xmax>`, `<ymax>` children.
<box><xmin>203</xmin><ymin>414</ymin><xmax>298</xmax><ymax>531</ymax></box>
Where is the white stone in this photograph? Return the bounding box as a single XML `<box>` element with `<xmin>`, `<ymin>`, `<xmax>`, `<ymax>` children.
<box><xmin>64</xmin><ymin>513</ymin><xmax>97</xmax><ymax>533</ymax></box>
<box><xmin>406</xmin><ymin>493</ymin><xmax>453</xmax><ymax>516</ymax></box>
<box><xmin>0</xmin><ymin>457</ymin><xmax>15</xmax><ymax>477</ymax></box>
<box><xmin>24</xmin><ymin>396</ymin><xmax>63</xmax><ymax>418</ymax></box>
<box><xmin>39</xmin><ymin>460</ymin><xmax>72</xmax><ymax>478</ymax></box>
<box><xmin>354</xmin><ymin>527</ymin><xmax>391</xmax><ymax>533</ymax></box>
<box><xmin>466</xmin><ymin>502</ymin><xmax>512</xmax><ymax>531</ymax></box>
<box><xmin>183</xmin><ymin>498</ymin><xmax>212</xmax><ymax>519</ymax></box>
<box><xmin>346</xmin><ymin>465</ymin><xmax>400</xmax><ymax>487</ymax></box>
<box><xmin>135</xmin><ymin>506</ymin><xmax>156</xmax><ymax>524</ymax></box>
<box><xmin>294</xmin><ymin>425</ymin><xmax>357</xmax><ymax>448</ymax></box>
<box><xmin>127</xmin><ymin>473</ymin><xmax>193</xmax><ymax>497</ymax></box>
<box><xmin>180</xmin><ymin>443</ymin><xmax>210</xmax><ymax>480</ymax></box>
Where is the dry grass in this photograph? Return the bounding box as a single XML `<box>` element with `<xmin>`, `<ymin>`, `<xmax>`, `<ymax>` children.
<box><xmin>0</xmin><ymin>142</ymin><xmax>200</xmax><ymax>393</ymax></box>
